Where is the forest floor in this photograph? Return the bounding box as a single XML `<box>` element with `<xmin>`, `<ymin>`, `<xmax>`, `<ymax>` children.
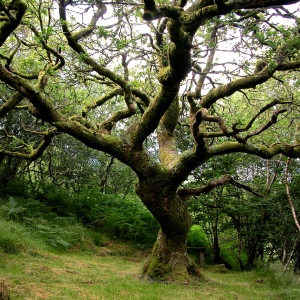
<box><xmin>0</xmin><ymin>242</ymin><xmax>299</xmax><ymax>300</ymax></box>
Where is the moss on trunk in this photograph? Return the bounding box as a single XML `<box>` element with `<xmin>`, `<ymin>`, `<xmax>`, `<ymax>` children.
<box><xmin>142</xmin><ymin>230</ymin><xmax>202</xmax><ymax>283</ymax></box>
<box><xmin>136</xmin><ymin>177</ymin><xmax>202</xmax><ymax>283</ymax></box>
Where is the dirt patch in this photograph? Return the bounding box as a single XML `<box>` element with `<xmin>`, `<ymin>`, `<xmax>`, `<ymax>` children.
<box><xmin>0</xmin><ymin>280</ymin><xmax>10</xmax><ymax>300</ymax></box>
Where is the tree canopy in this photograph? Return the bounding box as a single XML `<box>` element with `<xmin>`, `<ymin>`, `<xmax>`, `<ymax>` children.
<box><xmin>1</xmin><ymin>0</ymin><xmax>300</xmax><ymax>282</ymax></box>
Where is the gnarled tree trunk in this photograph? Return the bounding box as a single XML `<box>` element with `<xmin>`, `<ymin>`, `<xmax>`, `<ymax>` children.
<box><xmin>136</xmin><ymin>177</ymin><xmax>201</xmax><ymax>282</ymax></box>
<box><xmin>143</xmin><ymin>229</ymin><xmax>201</xmax><ymax>282</ymax></box>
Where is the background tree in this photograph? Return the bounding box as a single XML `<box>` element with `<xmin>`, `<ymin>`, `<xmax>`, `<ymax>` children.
<box><xmin>1</xmin><ymin>0</ymin><xmax>300</xmax><ymax>282</ymax></box>
<box><xmin>189</xmin><ymin>153</ymin><xmax>300</xmax><ymax>271</ymax></box>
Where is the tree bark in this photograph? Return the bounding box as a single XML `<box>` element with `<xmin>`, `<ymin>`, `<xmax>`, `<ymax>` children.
<box><xmin>136</xmin><ymin>176</ymin><xmax>201</xmax><ymax>282</ymax></box>
<box><xmin>285</xmin><ymin>158</ymin><xmax>300</xmax><ymax>233</ymax></box>
<box><xmin>237</xmin><ymin>232</ymin><xmax>246</xmax><ymax>271</ymax></box>
<box><xmin>212</xmin><ymin>211</ymin><xmax>221</xmax><ymax>264</ymax></box>
<box><xmin>246</xmin><ymin>234</ymin><xmax>263</xmax><ymax>270</ymax></box>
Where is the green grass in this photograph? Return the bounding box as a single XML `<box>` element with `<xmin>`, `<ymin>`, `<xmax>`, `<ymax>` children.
<box><xmin>1</xmin><ymin>247</ymin><xmax>296</xmax><ymax>300</ymax></box>
<box><xmin>0</xmin><ymin>198</ymin><xmax>299</xmax><ymax>299</ymax></box>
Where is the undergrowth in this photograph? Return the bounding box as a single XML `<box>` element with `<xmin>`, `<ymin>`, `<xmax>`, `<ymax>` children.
<box><xmin>1</xmin><ymin>179</ymin><xmax>159</xmax><ymax>248</ymax></box>
<box><xmin>255</xmin><ymin>262</ymin><xmax>300</xmax><ymax>300</ymax></box>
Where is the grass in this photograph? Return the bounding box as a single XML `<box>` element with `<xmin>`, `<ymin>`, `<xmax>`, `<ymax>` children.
<box><xmin>1</xmin><ymin>246</ymin><xmax>296</xmax><ymax>300</ymax></box>
<box><xmin>0</xmin><ymin>198</ymin><xmax>299</xmax><ymax>299</ymax></box>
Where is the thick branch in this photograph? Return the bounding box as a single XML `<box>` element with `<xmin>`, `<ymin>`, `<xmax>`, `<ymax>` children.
<box><xmin>152</xmin><ymin>18</ymin><xmax>193</xmax><ymax>86</ymax></box>
<box><xmin>0</xmin><ymin>63</ymin><xmax>62</xmax><ymax>122</ymax></box>
<box><xmin>131</xmin><ymin>88</ymin><xmax>150</xmax><ymax>106</ymax></box>
<box><xmin>142</xmin><ymin>1</ymin><xmax>183</xmax><ymax>22</ymax></box>
<box><xmin>0</xmin><ymin>63</ymin><xmax>135</xmax><ymax>163</ymax></box>
<box><xmin>177</xmin><ymin>174</ymin><xmax>262</xmax><ymax>200</ymax></box>
<box><xmin>199</xmin><ymin>108</ymin><xmax>230</xmax><ymax>135</ymax></box>
<box><xmin>71</xmin><ymin>2</ymin><xmax>107</xmax><ymax>41</ymax></box>
<box><xmin>100</xmin><ymin>104</ymin><xmax>137</xmax><ymax>133</ymax></box>
<box><xmin>208</xmin><ymin>140</ymin><xmax>300</xmax><ymax>159</ymax></box>
<box><xmin>143</xmin><ymin>1</ymin><xmax>300</xmax><ymax>26</ymax></box>
<box><xmin>130</xmin><ymin>84</ymin><xmax>180</xmax><ymax>148</ymax></box>
<box><xmin>225</xmin><ymin>0</ymin><xmax>299</xmax><ymax>10</ymax></box>
<box><xmin>200</xmin><ymin>64</ymin><xmax>276</xmax><ymax>109</ymax></box>
<box><xmin>0</xmin><ymin>0</ymin><xmax>27</xmax><ymax>46</ymax></box>
<box><xmin>191</xmin><ymin>109</ymin><xmax>209</xmax><ymax>149</ymax></box>
<box><xmin>0</xmin><ymin>93</ymin><xmax>23</xmax><ymax>117</ymax></box>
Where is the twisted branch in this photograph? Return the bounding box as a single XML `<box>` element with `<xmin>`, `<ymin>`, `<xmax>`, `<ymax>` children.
<box><xmin>177</xmin><ymin>174</ymin><xmax>263</xmax><ymax>200</ymax></box>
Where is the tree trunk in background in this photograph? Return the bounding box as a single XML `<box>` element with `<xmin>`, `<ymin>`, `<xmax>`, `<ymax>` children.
<box><xmin>0</xmin><ymin>156</ymin><xmax>22</xmax><ymax>188</ymax></box>
<box><xmin>237</xmin><ymin>233</ymin><xmax>246</xmax><ymax>271</ymax></box>
<box><xmin>99</xmin><ymin>157</ymin><xmax>114</xmax><ymax>193</ymax></box>
<box><xmin>294</xmin><ymin>241</ymin><xmax>300</xmax><ymax>273</ymax></box>
<box><xmin>246</xmin><ymin>235</ymin><xmax>262</xmax><ymax>270</ymax></box>
<box><xmin>212</xmin><ymin>211</ymin><xmax>221</xmax><ymax>264</ymax></box>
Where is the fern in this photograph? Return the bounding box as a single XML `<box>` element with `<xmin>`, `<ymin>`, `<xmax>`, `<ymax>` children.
<box><xmin>47</xmin><ymin>236</ymin><xmax>72</xmax><ymax>248</ymax></box>
<box><xmin>6</xmin><ymin>197</ymin><xmax>26</xmax><ymax>220</ymax></box>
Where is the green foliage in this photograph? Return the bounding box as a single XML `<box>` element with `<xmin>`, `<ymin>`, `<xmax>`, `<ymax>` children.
<box><xmin>0</xmin><ymin>199</ymin><xmax>95</xmax><ymax>253</ymax></box>
<box><xmin>88</xmin><ymin>230</ymin><xmax>108</xmax><ymax>247</ymax></box>
<box><xmin>81</xmin><ymin>192</ymin><xmax>159</xmax><ymax>246</ymax></box>
<box><xmin>35</xmin><ymin>182</ymin><xmax>159</xmax><ymax>245</ymax></box>
<box><xmin>187</xmin><ymin>225</ymin><xmax>209</xmax><ymax>247</ymax></box>
<box><xmin>4</xmin><ymin>179</ymin><xmax>32</xmax><ymax>198</ymax></box>
<box><xmin>2</xmin><ymin>180</ymin><xmax>159</xmax><ymax>247</ymax></box>
<box><xmin>6</xmin><ymin>196</ymin><xmax>27</xmax><ymax>220</ymax></box>
<box><xmin>219</xmin><ymin>241</ymin><xmax>246</xmax><ymax>271</ymax></box>
<box><xmin>32</xmin><ymin>223</ymin><xmax>76</xmax><ymax>249</ymax></box>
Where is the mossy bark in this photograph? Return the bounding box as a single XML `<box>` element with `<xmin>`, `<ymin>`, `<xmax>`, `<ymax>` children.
<box><xmin>136</xmin><ymin>177</ymin><xmax>202</xmax><ymax>282</ymax></box>
<box><xmin>142</xmin><ymin>230</ymin><xmax>202</xmax><ymax>282</ymax></box>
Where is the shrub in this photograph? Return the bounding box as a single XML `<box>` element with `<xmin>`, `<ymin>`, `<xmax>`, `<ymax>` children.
<box><xmin>187</xmin><ymin>225</ymin><xmax>209</xmax><ymax>247</ymax></box>
<box><xmin>3</xmin><ymin>179</ymin><xmax>32</xmax><ymax>198</ymax></box>
<box><xmin>219</xmin><ymin>241</ymin><xmax>245</xmax><ymax>270</ymax></box>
